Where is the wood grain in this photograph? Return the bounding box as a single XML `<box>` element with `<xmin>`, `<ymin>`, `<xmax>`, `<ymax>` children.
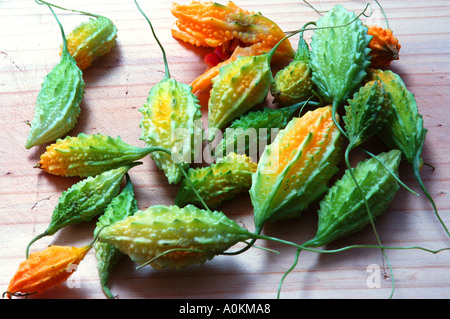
<box><xmin>0</xmin><ymin>0</ymin><xmax>449</xmax><ymax>299</ymax></box>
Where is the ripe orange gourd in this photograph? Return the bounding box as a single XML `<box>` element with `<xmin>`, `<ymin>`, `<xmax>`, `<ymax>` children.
<box><xmin>367</xmin><ymin>25</ymin><xmax>401</xmax><ymax>69</ymax></box>
<box><xmin>5</xmin><ymin>244</ymin><xmax>92</xmax><ymax>298</ymax></box>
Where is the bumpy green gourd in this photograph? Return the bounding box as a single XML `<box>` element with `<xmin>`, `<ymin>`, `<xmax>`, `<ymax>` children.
<box><xmin>369</xmin><ymin>68</ymin><xmax>449</xmax><ymax>237</ymax></box>
<box><xmin>369</xmin><ymin>69</ymin><xmax>425</xmax><ymax>166</ymax></box>
<box><xmin>279</xmin><ymin>150</ymin><xmax>403</xmax><ymax>297</ymax></box>
<box><xmin>303</xmin><ymin>150</ymin><xmax>401</xmax><ymax>247</ymax></box>
<box><xmin>340</xmin><ymin>79</ymin><xmax>392</xmax><ymax>242</ymax></box>
<box><xmin>271</xmin><ymin>36</ymin><xmax>314</xmax><ymax>105</ymax></box>
<box><xmin>64</xmin><ymin>15</ymin><xmax>117</xmax><ymax>70</ymax></box>
<box><xmin>136</xmin><ymin>0</ymin><xmax>201</xmax><ymax>184</ymax></box>
<box><xmin>343</xmin><ymin>80</ymin><xmax>391</xmax><ymax>150</ymax></box>
<box><xmin>250</xmin><ymin>106</ymin><xmax>342</xmax><ymax>233</ymax></box>
<box><xmin>208</xmin><ymin>54</ymin><xmax>272</xmax><ymax>132</ymax></box>
<box><xmin>98</xmin><ymin>204</ymin><xmax>255</xmax><ymax>270</ymax></box>
<box><xmin>26</xmin><ymin>163</ymin><xmax>140</xmax><ymax>257</ymax></box>
<box><xmin>342</xmin><ymin>77</ymin><xmax>417</xmax><ymax>203</ymax></box>
<box><xmin>94</xmin><ymin>174</ymin><xmax>138</xmax><ymax>299</ymax></box>
<box><xmin>175</xmin><ymin>153</ymin><xmax>257</xmax><ymax>209</ymax></box>
<box><xmin>35</xmin><ymin>1</ymin><xmax>117</xmax><ymax>70</ymax></box>
<box><xmin>38</xmin><ymin>133</ymin><xmax>164</xmax><ymax>177</ymax></box>
<box><xmin>25</xmin><ymin>5</ymin><xmax>85</xmax><ymax>149</ymax></box>
<box><xmin>214</xmin><ymin>101</ymin><xmax>314</xmax><ymax>159</ymax></box>
<box><xmin>309</xmin><ymin>5</ymin><xmax>372</xmax><ymax>111</ymax></box>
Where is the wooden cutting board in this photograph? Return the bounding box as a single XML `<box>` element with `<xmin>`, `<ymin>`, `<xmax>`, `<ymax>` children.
<box><xmin>1</xmin><ymin>0</ymin><xmax>449</xmax><ymax>299</ymax></box>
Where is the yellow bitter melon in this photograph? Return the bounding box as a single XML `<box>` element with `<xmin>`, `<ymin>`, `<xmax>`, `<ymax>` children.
<box><xmin>136</xmin><ymin>0</ymin><xmax>202</xmax><ymax>184</ymax></box>
<box><xmin>271</xmin><ymin>34</ymin><xmax>314</xmax><ymax>105</ymax></box>
<box><xmin>250</xmin><ymin>105</ymin><xmax>342</xmax><ymax>233</ymax></box>
<box><xmin>63</xmin><ymin>15</ymin><xmax>117</xmax><ymax>70</ymax></box>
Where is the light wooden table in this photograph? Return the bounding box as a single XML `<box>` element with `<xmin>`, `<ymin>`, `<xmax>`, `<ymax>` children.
<box><xmin>1</xmin><ymin>0</ymin><xmax>449</xmax><ymax>299</ymax></box>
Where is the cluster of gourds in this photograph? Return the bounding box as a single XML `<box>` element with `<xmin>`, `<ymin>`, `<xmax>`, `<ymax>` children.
<box><xmin>5</xmin><ymin>0</ymin><xmax>449</xmax><ymax>299</ymax></box>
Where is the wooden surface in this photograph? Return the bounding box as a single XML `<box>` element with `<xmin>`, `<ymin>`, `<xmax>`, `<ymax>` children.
<box><xmin>1</xmin><ymin>0</ymin><xmax>450</xmax><ymax>300</ymax></box>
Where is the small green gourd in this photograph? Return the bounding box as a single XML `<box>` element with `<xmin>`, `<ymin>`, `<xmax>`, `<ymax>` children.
<box><xmin>271</xmin><ymin>33</ymin><xmax>314</xmax><ymax>105</ymax></box>
<box><xmin>26</xmin><ymin>163</ymin><xmax>140</xmax><ymax>258</ymax></box>
<box><xmin>343</xmin><ymin>80</ymin><xmax>391</xmax><ymax>150</ymax></box>
<box><xmin>175</xmin><ymin>152</ymin><xmax>257</xmax><ymax>209</ymax></box>
<box><xmin>35</xmin><ymin>0</ymin><xmax>118</xmax><ymax>70</ymax></box>
<box><xmin>136</xmin><ymin>0</ymin><xmax>201</xmax><ymax>184</ymax></box>
<box><xmin>94</xmin><ymin>174</ymin><xmax>138</xmax><ymax>299</ymax></box>
<box><xmin>25</xmin><ymin>4</ymin><xmax>85</xmax><ymax>149</ymax></box>
<box><xmin>309</xmin><ymin>4</ymin><xmax>372</xmax><ymax>131</ymax></box>
<box><xmin>63</xmin><ymin>15</ymin><xmax>117</xmax><ymax>71</ymax></box>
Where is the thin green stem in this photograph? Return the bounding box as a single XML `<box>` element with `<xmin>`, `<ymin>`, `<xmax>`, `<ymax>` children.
<box><xmin>178</xmin><ymin>163</ymin><xmax>210</xmax><ymax>212</ymax></box>
<box><xmin>220</xmin><ymin>242</ymin><xmax>254</xmax><ymax>255</ymax></box>
<box><xmin>413</xmin><ymin>154</ymin><xmax>450</xmax><ymax>238</ymax></box>
<box><xmin>134</xmin><ymin>0</ymin><xmax>170</xmax><ymax>79</ymax></box>
<box><xmin>26</xmin><ymin>231</ymin><xmax>48</xmax><ymax>259</ymax></box>
<box><xmin>268</xmin><ymin>3</ymin><xmax>371</xmax><ymax>62</ymax></box>
<box><xmin>312</xmin><ymin>89</ymin><xmax>325</xmax><ymax>106</ymax></box>
<box><xmin>302</xmin><ymin>0</ymin><xmax>375</xmax><ymax>20</ymax></box>
<box><xmin>302</xmin><ymin>0</ymin><xmax>327</xmax><ymax>15</ymax></box>
<box><xmin>344</xmin><ymin>143</ymin><xmax>395</xmax><ymax>298</ymax></box>
<box><xmin>35</xmin><ymin>0</ymin><xmax>102</xmax><ymax>18</ymax></box>
<box><xmin>331</xmin><ymin>100</ymin><xmax>346</xmax><ymax>136</ymax></box>
<box><xmin>44</xmin><ymin>3</ymin><xmax>68</xmax><ymax>55</ymax></box>
<box><xmin>295</xmin><ymin>96</ymin><xmax>317</xmax><ymax>117</ymax></box>
<box><xmin>253</xmin><ymin>233</ymin><xmax>450</xmax><ymax>255</ymax></box>
<box><xmin>344</xmin><ymin>144</ymin><xmax>377</xmax><ymax>243</ymax></box>
<box><xmin>332</xmin><ymin>101</ymin><xmax>419</xmax><ymax>197</ymax></box>
<box><xmin>375</xmin><ymin>0</ymin><xmax>390</xmax><ymax>29</ymax></box>
<box><xmin>90</xmin><ymin>225</ymin><xmax>107</xmax><ymax>248</ymax></box>
<box><xmin>149</xmin><ymin>146</ymin><xmax>211</xmax><ymax>212</ymax></box>
<box><xmin>361</xmin><ymin>3</ymin><xmax>373</xmax><ymax>18</ymax></box>
<box><xmin>277</xmin><ymin>248</ymin><xmax>302</xmax><ymax>299</ymax></box>
<box><xmin>268</xmin><ymin>21</ymin><xmax>316</xmax><ymax>61</ymax></box>
<box><xmin>361</xmin><ymin>148</ymin><xmax>419</xmax><ymax>197</ymax></box>
<box><xmin>220</xmin><ymin>226</ymin><xmax>261</xmax><ymax>256</ymax></box>
<box><xmin>136</xmin><ymin>243</ymin><xmax>278</xmax><ymax>270</ymax></box>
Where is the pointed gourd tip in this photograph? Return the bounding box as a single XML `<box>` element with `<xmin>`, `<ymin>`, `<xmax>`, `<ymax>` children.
<box><xmin>24</xmin><ymin>137</ymin><xmax>36</xmax><ymax>149</ymax></box>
